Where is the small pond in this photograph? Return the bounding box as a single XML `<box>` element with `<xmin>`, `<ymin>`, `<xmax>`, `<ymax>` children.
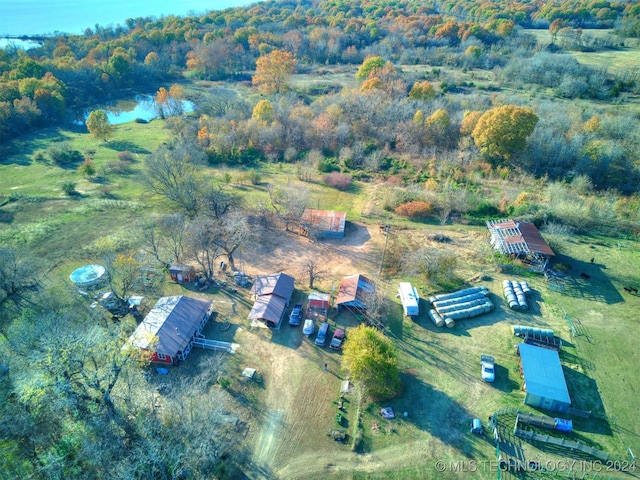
<box><xmin>78</xmin><ymin>94</ymin><xmax>195</xmax><ymax>125</ymax></box>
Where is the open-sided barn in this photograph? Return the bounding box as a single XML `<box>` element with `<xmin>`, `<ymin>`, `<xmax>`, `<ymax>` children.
<box><xmin>125</xmin><ymin>295</ymin><xmax>212</xmax><ymax>364</ymax></box>
<box><xmin>518</xmin><ymin>343</ymin><xmax>571</xmax><ymax>413</ymax></box>
<box><xmin>487</xmin><ymin>219</ymin><xmax>555</xmax><ymax>271</ymax></box>
<box><xmin>248</xmin><ymin>272</ymin><xmax>295</xmax><ymax>328</ymax></box>
<box><xmin>336</xmin><ymin>274</ymin><xmax>375</xmax><ymax>312</ymax></box>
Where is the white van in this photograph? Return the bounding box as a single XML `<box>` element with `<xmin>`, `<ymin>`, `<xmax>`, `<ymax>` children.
<box><xmin>315</xmin><ymin>322</ymin><xmax>329</xmax><ymax>346</ymax></box>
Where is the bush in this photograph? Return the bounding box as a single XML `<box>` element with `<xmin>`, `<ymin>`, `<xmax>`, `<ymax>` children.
<box><xmin>118</xmin><ymin>151</ymin><xmax>135</xmax><ymax>162</ymax></box>
<box><xmin>395</xmin><ymin>201</ymin><xmax>433</xmax><ymax>219</ymax></box>
<box><xmin>323</xmin><ymin>172</ymin><xmax>352</xmax><ymax>190</ymax></box>
<box><xmin>48</xmin><ymin>143</ymin><xmax>83</xmax><ymax>166</ymax></box>
<box><xmin>62</xmin><ymin>182</ymin><xmax>78</xmax><ymax>196</ymax></box>
<box><xmin>319</xmin><ymin>157</ymin><xmax>340</xmax><ymax>173</ymax></box>
<box><xmin>105</xmin><ymin>160</ymin><xmax>132</xmax><ymax>175</ymax></box>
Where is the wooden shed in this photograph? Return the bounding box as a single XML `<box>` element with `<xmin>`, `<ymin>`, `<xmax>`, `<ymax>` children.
<box><xmin>308</xmin><ymin>292</ymin><xmax>330</xmax><ymax>312</ymax></box>
<box><xmin>169</xmin><ymin>264</ymin><xmax>196</xmax><ymax>284</ymax></box>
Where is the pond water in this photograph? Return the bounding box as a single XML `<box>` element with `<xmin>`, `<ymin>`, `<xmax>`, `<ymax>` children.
<box><xmin>79</xmin><ymin>94</ymin><xmax>195</xmax><ymax>125</ymax></box>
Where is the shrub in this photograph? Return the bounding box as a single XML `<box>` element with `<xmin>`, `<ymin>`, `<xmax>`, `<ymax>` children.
<box><xmin>78</xmin><ymin>158</ymin><xmax>96</xmax><ymax>178</ymax></box>
<box><xmin>319</xmin><ymin>157</ymin><xmax>340</xmax><ymax>173</ymax></box>
<box><xmin>105</xmin><ymin>160</ymin><xmax>132</xmax><ymax>174</ymax></box>
<box><xmin>118</xmin><ymin>151</ymin><xmax>135</xmax><ymax>162</ymax></box>
<box><xmin>323</xmin><ymin>172</ymin><xmax>352</xmax><ymax>190</ymax></box>
<box><xmin>48</xmin><ymin>143</ymin><xmax>83</xmax><ymax>166</ymax></box>
<box><xmin>395</xmin><ymin>201</ymin><xmax>433</xmax><ymax>219</ymax></box>
<box><xmin>246</xmin><ymin>169</ymin><xmax>262</xmax><ymax>185</ymax></box>
<box><xmin>218</xmin><ymin>377</ymin><xmax>231</xmax><ymax>389</ymax></box>
<box><xmin>62</xmin><ymin>182</ymin><xmax>78</xmax><ymax>196</ymax></box>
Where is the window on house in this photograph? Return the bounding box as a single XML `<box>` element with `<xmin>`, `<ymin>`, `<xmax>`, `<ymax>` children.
<box><xmin>157</xmin><ymin>353</ymin><xmax>166</xmax><ymax>360</ymax></box>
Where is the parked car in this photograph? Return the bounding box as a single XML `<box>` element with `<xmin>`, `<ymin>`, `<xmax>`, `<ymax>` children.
<box><xmin>470</xmin><ymin>418</ymin><xmax>483</xmax><ymax>435</ymax></box>
<box><xmin>480</xmin><ymin>355</ymin><xmax>495</xmax><ymax>382</ymax></box>
<box><xmin>315</xmin><ymin>322</ymin><xmax>329</xmax><ymax>346</ymax></box>
<box><xmin>289</xmin><ymin>304</ymin><xmax>303</xmax><ymax>326</ymax></box>
<box><xmin>330</xmin><ymin>328</ymin><xmax>345</xmax><ymax>349</ymax></box>
<box><xmin>303</xmin><ymin>319</ymin><xmax>314</xmax><ymax>337</ymax></box>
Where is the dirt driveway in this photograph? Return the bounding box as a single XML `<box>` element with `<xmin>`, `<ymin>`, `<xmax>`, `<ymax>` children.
<box><xmin>230</xmin><ymin>222</ymin><xmax>385</xmax><ymax>478</ymax></box>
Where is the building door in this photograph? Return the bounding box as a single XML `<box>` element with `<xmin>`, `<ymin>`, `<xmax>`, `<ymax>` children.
<box><xmin>177</xmin><ymin>273</ymin><xmax>183</xmax><ymax>283</ymax></box>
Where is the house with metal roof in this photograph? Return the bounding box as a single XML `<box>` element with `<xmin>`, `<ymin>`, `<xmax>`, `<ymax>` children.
<box><xmin>125</xmin><ymin>295</ymin><xmax>212</xmax><ymax>364</ymax></box>
<box><xmin>487</xmin><ymin>219</ymin><xmax>555</xmax><ymax>271</ymax></box>
<box><xmin>335</xmin><ymin>274</ymin><xmax>375</xmax><ymax>312</ymax></box>
<box><xmin>518</xmin><ymin>343</ymin><xmax>571</xmax><ymax>413</ymax></box>
<box><xmin>248</xmin><ymin>272</ymin><xmax>295</xmax><ymax>328</ymax></box>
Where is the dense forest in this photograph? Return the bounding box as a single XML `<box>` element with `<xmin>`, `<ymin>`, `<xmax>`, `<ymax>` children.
<box><xmin>1</xmin><ymin>0</ymin><xmax>640</xmax><ymax>477</ymax></box>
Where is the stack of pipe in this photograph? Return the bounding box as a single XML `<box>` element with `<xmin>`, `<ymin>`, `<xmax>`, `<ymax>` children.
<box><xmin>512</xmin><ymin>325</ymin><xmax>554</xmax><ymax>338</ymax></box>
<box><xmin>429</xmin><ymin>286</ymin><xmax>493</xmax><ymax>327</ymax></box>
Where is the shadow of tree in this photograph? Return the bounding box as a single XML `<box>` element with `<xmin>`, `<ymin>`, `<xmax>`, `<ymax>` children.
<box><xmin>105</xmin><ymin>140</ymin><xmax>150</xmax><ymax>154</ymax></box>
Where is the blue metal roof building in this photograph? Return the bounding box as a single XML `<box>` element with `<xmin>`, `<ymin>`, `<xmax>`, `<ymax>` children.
<box><xmin>519</xmin><ymin>343</ymin><xmax>571</xmax><ymax>413</ymax></box>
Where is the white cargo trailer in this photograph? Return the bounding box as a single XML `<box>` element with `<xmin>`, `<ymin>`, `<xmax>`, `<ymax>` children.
<box><xmin>398</xmin><ymin>282</ymin><xmax>420</xmax><ymax>316</ymax></box>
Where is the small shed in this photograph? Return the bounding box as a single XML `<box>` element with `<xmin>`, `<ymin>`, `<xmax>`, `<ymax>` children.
<box><xmin>169</xmin><ymin>264</ymin><xmax>196</xmax><ymax>284</ymax></box>
<box><xmin>301</xmin><ymin>209</ymin><xmax>346</xmax><ymax>238</ymax></box>
<box><xmin>125</xmin><ymin>295</ymin><xmax>212</xmax><ymax>364</ymax></box>
<box><xmin>308</xmin><ymin>292</ymin><xmax>330</xmax><ymax>312</ymax></box>
<box><xmin>518</xmin><ymin>343</ymin><xmax>571</xmax><ymax>413</ymax></box>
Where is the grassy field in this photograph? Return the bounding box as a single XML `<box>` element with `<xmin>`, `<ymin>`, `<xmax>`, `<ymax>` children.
<box><xmin>2</xmin><ymin>97</ymin><xmax>640</xmax><ymax>479</ymax></box>
<box><xmin>521</xmin><ymin>28</ymin><xmax>640</xmax><ymax>75</ymax></box>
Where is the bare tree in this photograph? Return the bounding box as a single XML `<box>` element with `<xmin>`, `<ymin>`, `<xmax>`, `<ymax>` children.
<box><xmin>103</xmin><ymin>251</ymin><xmax>165</xmax><ymax>307</ymax></box>
<box><xmin>0</xmin><ymin>246</ymin><xmax>42</xmax><ymax>307</ymax></box>
<box><xmin>144</xmin><ymin>138</ymin><xmax>207</xmax><ymax>216</ymax></box>
<box><xmin>186</xmin><ymin>216</ymin><xmax>223</xmax><ymax>281</ymax></box>
<box><xmin>212</xmin><ymin>210</ymin><xmax>252</xmax><ymax>272</ymax></box>
<box><xmin>359</xmin><ymin>278</ymin><xmax>390</xmax><ymax>330</ymax></box>
<box><xmin>202</xmin><ymin>184</ymin><xmax>236</xmax><ymax>220</ymax></box>
<box><xmin>140</xmin><ymin>213</ymin><xmax>188</xmax><ymax>267</ymax></box>
<box><xmin>299</xmin><ymin>255</ymin><xmax>330</xmax><ymax>289</ymax></box>
<box><xmin>268</xmin><ymin>183</ymin><xmax>309</xmax><ymax>231</ymax></box>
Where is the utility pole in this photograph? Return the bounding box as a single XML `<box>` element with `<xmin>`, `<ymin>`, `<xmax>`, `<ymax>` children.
<box><xmin>378</xmin><ymin>224</ymin><xmax>390</xmax><ymax>276</ymax></box>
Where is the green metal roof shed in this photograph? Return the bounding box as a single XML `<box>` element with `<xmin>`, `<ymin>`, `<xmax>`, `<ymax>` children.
<box><xmin>519</xmin><ymin>343</ymin><xmax>571</xmax><ymax>413</ymax></box>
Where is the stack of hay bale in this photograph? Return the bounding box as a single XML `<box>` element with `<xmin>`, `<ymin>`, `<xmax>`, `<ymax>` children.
<box><xmin>428</xmin><ymin>286</ymin><xmax>494</xmax><ymax>328</ymax></box>
<box><xmin>503</xmin><ymin>280</ymin><xmax>532</xmax><ymax>310</ymax></box>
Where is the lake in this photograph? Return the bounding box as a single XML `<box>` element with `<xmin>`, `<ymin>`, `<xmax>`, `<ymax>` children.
<box><xmin>77</xmin><ymin>95</ymin><xmax>195</xmax><ymax>125</ymax></box>
<box><xmin>0</xmin><ymin>0</ymin><xmax>257</xmax><ymax>36</ymax></box>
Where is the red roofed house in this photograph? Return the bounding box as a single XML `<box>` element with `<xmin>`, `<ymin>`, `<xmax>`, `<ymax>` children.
<box><xmin>126</xmin><ymin>295</ymin><xmax>212</xmax><ymax>364</ymax></box>
<box><xmin>248</xmin><ymin>272</ymin><xmax>295</xmax><ymax>328</ymax></box>
<box><xmin>335</xmin><ymin>274</ymin><xmax>375</xmax><ymax>312</ymax></box>
<box><xmin>487</xmin><ymin>219</ymin><xmax>555</xmax><ymax>271</ymax></box>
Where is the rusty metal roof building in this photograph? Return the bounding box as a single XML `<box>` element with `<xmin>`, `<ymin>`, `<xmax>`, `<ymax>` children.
<box><xmin>301</xmin><ymin>209</ymin><xmax>346</xmax><ymax>238</ymax></box>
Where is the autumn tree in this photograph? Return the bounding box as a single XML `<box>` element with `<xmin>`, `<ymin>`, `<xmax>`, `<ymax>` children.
<box><xmin>104</xmin><ymin>251</ymin><xmax>164</xmax><ymax>306</ymax></box>
<box><xmin>155</xmin><ymin>84</ymin><xmax>185</xmax><ymax>119</ymax></box>
<box><xmin>549</xmin><ymin>19</ymin><xmax>564</xmax><ymax>45</ymax></box>
<box><xmin>85</xmin><ymin>109</ymin><xmax>115</xmax><ymax>141</ymax></box>
<box><xmin>252</xmin><ymin>50</ymin><xmax>296</xmax><ymax>94</ymax></box>
<box><xmin>355</xmin><ymin>56</ymin><xmax>385</xmax><ymax>81</ymax></box>
<box><xmin>471</xmin><ymin>105</ymin><xmax>538</xmax><ymax>161</ymax></box>
<box><xmin>342</xmin><ymin>325</ymin><xmax>401</xmax><ymax>400</ymax></box>
<box><xmin>252</xmin><ymin>99</ymin><xmax>275</xmax><ymax>125</ymax></box>
<box><xmin>409</xmin><ymin>80</ymin><xmax>436</xmax><ymax>100</ymax></box>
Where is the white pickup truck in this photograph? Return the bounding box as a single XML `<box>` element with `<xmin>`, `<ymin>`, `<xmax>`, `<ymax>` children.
<box><xmin>481</xmin><ymin>355</ymin><xmax>495</xmax><ymax>382</ymax></box>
